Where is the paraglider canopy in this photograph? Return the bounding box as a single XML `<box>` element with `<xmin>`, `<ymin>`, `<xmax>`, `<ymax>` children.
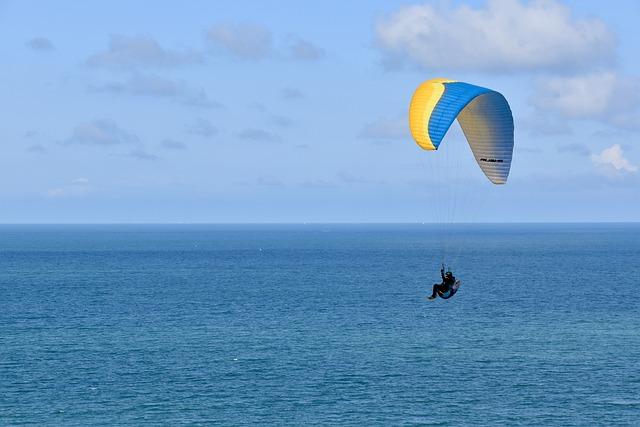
<box><xmin>409</xmin><ymin>78</ymin><xmax>514</xmax><ymax>184</ymax></box>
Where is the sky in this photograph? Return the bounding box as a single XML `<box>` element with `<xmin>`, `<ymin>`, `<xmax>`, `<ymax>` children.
<box><xmin>1</xmin><ymin>0</ymin><xmax>639</xmax><ymax>223</ymax></box>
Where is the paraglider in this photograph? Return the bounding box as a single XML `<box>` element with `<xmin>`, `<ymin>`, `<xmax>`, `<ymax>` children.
<box><xmin>409</xmin><ymin>78</ymin><xmax>514</xmax><ymax>184</ymax></box>
<box><xmin>409</xmin><ymin>78</ymin><xmax>514</xmax><ymax>299</ymax></box>
<box><xmin>428</xmin><ymin>264</ymin><xmax>460</xmax><ymax>300</ymax></box>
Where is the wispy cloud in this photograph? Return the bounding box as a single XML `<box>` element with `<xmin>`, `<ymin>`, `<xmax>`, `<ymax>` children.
<box><xmin>558</xmin><ymin>143</ymin><xmax>590</xmax><ymax>157</ymax></box>
<box><xmin>26</xmin><ymin>144</ymin><xmax>46</xmax><ymax>153</ymax></box>
<box><xmin>47</xmin><ymin>188</ymin><xmax>66</xmax><ymax>198</ymax></box>
<box><xmin>518</xmin><ymin>146</ymin><xmax>543</xmax><ymax>155</ymax></box>
<box><xmin>47</xmin><ymin>177</ymin><xmax>91</xmax><ymax>198</ymax></box>
<box><xmin>519</xmin><ymin>115</ymin><xmax>572</xmax><ymax>137</ymax></box>
<box><xmin>271</xmin><ymin>114</ymin><xmax>293</xmax><ymax>128</ymax></box>
<box><xmin>161</xmin><ymin>138</ymin><xmax>187</xmax><ymax>150</ymax></box>
<box><xmin>359</xmin><ymin>116</ymin><xmax>408</xmax><ymax>141</ymax></box>
<box><xmin>91</xmin><ymin>74</ymin><xmax>221</xmax><ymax>109</ymax></box>
<box><xmin>181</xmin><ymin>89</ymin><xmax>221</xmax><ymax>109</ymax></box>
<box><xmin>302</xmin><ymin>179</ymin><xmax>336</xmax><ymax>189</ymax></box>
<box><xmin>256</xmin><ymin>176</ymin><xmax>284</xmax><ymax>187</ymax></box>
<box><xmin>62</xmin><ymin>119</ymin><xmax>138</xmax><ymax>146</ymax></box>
<box><xmin>376</xmin><ymin>0</ymin><xmax>614</xmax><ymax>72</ymax></box>
<box><xmin>248</xmin><ymin>102</ymin><xmax>267</xmax><ymax>112</ymax></box>
<box><xmin>281</xmin><ymin>87</ymin><xmax>304</xmax><ymax>100</ymax></box>
<box><xmin>27</xmin><ymin>37</ymin><xmax>54</xmax><ymax>51</ymax></box>
<box><xmin>235</xmin><ymin>176</ymin><xmax>286</xmax><ymax>187</ymax></box>
<box><xmin>338</xmin><ymin>172</ymin><xmax>370</xmax><ymax>185</ymax></box>
<box><xmin>591</xmin><ymin>144</ymin><xmax>637</xmax><ymax>174</ymax></box>
<box><xmin>186</xmin><ymin>118</ymin><xmax>218</xmax><ymax>138</ymax></box>
<box><xmin>207</xmin><ymin>24</ymin><xmax>272</xmax><ymax>60</ymax></box>
<box><xmin>238</xmin><ymin>128</ymin><xmax>282</xmax><ymax>143</ymax></box>
<box><xmin>287</xmin><ymin>37</ymin><xmax>324</xmax><ymax>61</ymax></box>
<box><xmin>94</xmin><ymin>74</ymin><xmax>183</xmax><ymax>96</ymax></box>
<box><xmin>87</xmin><ymin>34</ymin><xmax>201</xmax><ymax>69</ymax></box>
<box><xmin>128</xmin><ymin>148</ymin><xmax>160</xmax><ymax>161</ymax></box>
<box><xmin>71</xmin><ymin>177</ymin><xmax>89</xmax><ymax>185</ymax></box>
<box><xmin>207</xmin><ymin>24</ymin><xmax>324</xmax><ymax>62</ymax></box>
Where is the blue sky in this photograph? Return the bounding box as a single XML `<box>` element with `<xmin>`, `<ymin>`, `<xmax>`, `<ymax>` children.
<box><xmin>1</xmin><ymin>0</ymin><xmax>638</xmax><ymax>222</ymax></box>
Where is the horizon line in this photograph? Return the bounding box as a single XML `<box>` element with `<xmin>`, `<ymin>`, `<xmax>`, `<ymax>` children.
<box><xmin>0</xmin><ymin>221</ymin><xmax>638</xmax><ymax>225</ymax></box>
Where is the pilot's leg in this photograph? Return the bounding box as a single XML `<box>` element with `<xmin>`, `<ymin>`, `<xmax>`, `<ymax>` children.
<box><xmin>428</xmin><ymin>284</ymin><xmax>441</xmax><ymax>299</ymax></box>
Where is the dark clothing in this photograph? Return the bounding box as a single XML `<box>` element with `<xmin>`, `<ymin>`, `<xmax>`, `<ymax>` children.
<box><xmin>441</xmin><ymin>270</ymin><xmax>456</xmax><ymax>286</ymax></box>
<box><xmin>430</xmin><ymin>269</ymin><xmax>455</xmax><ymax>298</ymax></box>
<box><xmin>430</xmin><ymin>283</ymin><xmax>449</xmax><ymax>298</ymax></box>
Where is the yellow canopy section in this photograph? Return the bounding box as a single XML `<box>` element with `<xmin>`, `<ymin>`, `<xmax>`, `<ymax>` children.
<box><xmin>408</xmin><ymin>78</ymin><xmax>456</xmax><ymax>150</ymax></box>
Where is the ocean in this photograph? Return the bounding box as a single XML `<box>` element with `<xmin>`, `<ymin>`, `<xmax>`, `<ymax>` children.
<box><xmin>1</xmin><ymin>224</ymin><xmax>639</xmax><ymax>425</ymax></box>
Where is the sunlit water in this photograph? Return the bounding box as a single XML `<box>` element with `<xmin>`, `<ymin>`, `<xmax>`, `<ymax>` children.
<box><xmin>1</xmin><ymin>224</ymin><xmax>639</xmax><ymax>425</ymax></box>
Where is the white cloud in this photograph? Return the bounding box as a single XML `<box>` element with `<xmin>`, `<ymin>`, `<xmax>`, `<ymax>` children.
<box><xmin>376</xmin><ymin>0</ymin><xmax>615</xmax><ymax>72</ymax></box>
<box><xmin>532</xmin><ymin>72</ymin><xmax>640</xmax><ymax>129</ymax></box>
<box><xmin>87</xmin><ymin>35</ymin><xmax>201</xmax><ymax>69</ymax></box>
<box><xmin>591</xmin><ymin>144</ymin><xmax>637</xmax><ymax>173</ymax></box>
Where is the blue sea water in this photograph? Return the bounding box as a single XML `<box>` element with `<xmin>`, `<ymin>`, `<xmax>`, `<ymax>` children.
<box><xmin>1</xmin><ymin>224</ymin><xmax>639</xmax><ymax>426</ymax></box>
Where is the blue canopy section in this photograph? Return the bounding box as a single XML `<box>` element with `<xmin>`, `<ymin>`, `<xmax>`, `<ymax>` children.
<box><xmin>428</xmin><ymin>82</ymin><xmax>492</xmax><ymax>148</ymax></box>
<box><xmin>423</xmin><ymin>81</ymin><xmax>514</xmax><ymax>184</ymax></box>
